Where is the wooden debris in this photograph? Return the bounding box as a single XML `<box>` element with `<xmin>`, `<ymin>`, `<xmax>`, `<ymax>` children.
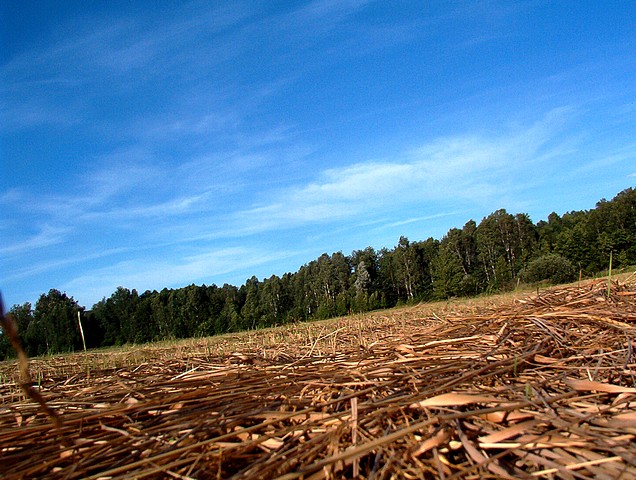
<box><xmin>1</xmin><ymin>278</ymin><xmax>635</xmax><ymax>479</ymax></box>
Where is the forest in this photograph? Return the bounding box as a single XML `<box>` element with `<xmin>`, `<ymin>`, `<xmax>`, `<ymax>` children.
<box><xmin>1</xmin><ymin>187</ymin><xmax>634</xmax><ymax>360</ymax></box>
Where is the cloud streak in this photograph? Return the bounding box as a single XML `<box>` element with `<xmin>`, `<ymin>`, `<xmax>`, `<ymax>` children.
<box><xmin>61</xmin><ymin>246</ymin><xmax>297</xmax><ymax>304</ymax></box>
<box><xmin>0</xmin><ymin>225</ymin><xmax>70</xmax><ymax>256</ymax></box>
<box><xmin>1</xmin><ymin>107</ymin><xmax>577</xmax><ymax>264</ymax></box>
<box><xmin>229</xmin><ymin>108</ymin><xmax>575</xmax><ymax>234</ymax></box>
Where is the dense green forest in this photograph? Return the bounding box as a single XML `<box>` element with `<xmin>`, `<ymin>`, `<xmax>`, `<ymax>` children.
<box><xmin>1</xmin><ymin>188</ymin><xmax>635</xmax><ymax>360</ymax></box>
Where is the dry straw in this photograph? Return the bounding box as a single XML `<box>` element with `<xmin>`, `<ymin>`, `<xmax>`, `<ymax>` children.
<box><xmin>1</xmin><ymin>278</ymin><xmax>635</xmax><ymax>479</ymax></box>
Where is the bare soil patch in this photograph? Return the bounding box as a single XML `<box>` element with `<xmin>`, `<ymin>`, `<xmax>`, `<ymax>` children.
<box><xmin>1</xmin><ymin>278</ymin><xmax>636</xmax><ymax>479</ymax></box>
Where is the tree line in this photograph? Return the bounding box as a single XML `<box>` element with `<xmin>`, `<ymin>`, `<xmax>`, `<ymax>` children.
<box><xmin>1</xmin><ymin>188</ymin><xmax>634</xmax><ymax>359</ymax></box>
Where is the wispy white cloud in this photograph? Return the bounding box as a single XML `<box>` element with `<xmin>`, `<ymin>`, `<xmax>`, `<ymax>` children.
<box><xmin>84</xmin><ymin>155</ymin><xmax>161</xmax><ymax>199</ymax></box>
<box><xmin>0</xmin><ymin>7</ymin><xmax>258</xmax><ymax>131</ymax></box>
<box><xmin>62</xmin><ymin>246</ymin><xmax>296</xmax><ymax>304</ymax></box>
<box><xmin>229</xmin><ymin>108</ymin><xmax>576</xmax><ymax>234</ymax></box>
<box><xmin>573</xmin><ymin>143</ymin><xmax>636</xmax><ymax>175</ymax></box>
<box><xmin>0</xmin><ymin>101</ymin><xmax>80</xmax><ymax>130</ymax></box>
<box><xmin>291</xmin><ymin>0</ymin><xmax>371</xmax><ymax>24</ymax></box>
<box><xmin>3</xmin><ymin>247</ymin><xmax>132</xmax><ymax>283</ymax></box>
<box><xmin>383</xmin><ymin>212</ymin><xmax>460</xmax><ymax>229</ymax></box>
<box><xmin>0</xmin><ymin>107</ymin><xmax>576</xmax><ymax>268</ymax></box>
<box><xmin>0</xmin><ymin>225</ymin><xmax>70</xmax><ymax>256</ymax></box>
<box><xmin>141</xmin><ymin>112</ymin><xmax>241</xmax><ymax>139</ymax></box>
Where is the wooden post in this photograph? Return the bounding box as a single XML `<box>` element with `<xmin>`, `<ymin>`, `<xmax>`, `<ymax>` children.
<box><xmin>77</xmin><ymin>311</ymin><xmax>87</xmax><ymax>352</ymax></box>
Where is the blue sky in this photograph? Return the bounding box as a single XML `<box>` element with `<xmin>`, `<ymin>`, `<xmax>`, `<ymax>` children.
<box><xmin>1</xmin><ymin>1</ymin><xmax>635</xmax><ymax>308</ymax></box>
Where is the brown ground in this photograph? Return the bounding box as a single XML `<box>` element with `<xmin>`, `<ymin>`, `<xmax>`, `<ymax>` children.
<box><xmin>1</xmin><ymin>277</ymin><xmax>635</xmax><ymax>479</ymax></box>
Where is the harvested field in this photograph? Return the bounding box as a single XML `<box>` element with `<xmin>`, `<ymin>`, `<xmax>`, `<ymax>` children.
<box><xmin>1</xmin><ymin>278</ymin><xmax>636</xmax><ymax>479</ymax></box>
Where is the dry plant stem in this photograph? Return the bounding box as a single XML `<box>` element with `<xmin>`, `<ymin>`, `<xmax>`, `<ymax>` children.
<box><xmin>351</xmin><ymin>397</ymin><xmax>359</xmax><ymax>478</ymax></box>
<box><xmin>608</xmin><ymin>251</ymin><xmax>613</xmax><ymax>298</ymax></box>
<box><xmin>0</xmin><ymin>294</ymin><xmax>62</xmax><ymax>428</ymax></box>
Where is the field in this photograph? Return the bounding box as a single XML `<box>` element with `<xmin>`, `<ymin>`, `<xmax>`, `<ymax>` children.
<box><xmin>1</xmin><ymin>277</ymin><xmax>636</xmax><ymax>479</ymax></box>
